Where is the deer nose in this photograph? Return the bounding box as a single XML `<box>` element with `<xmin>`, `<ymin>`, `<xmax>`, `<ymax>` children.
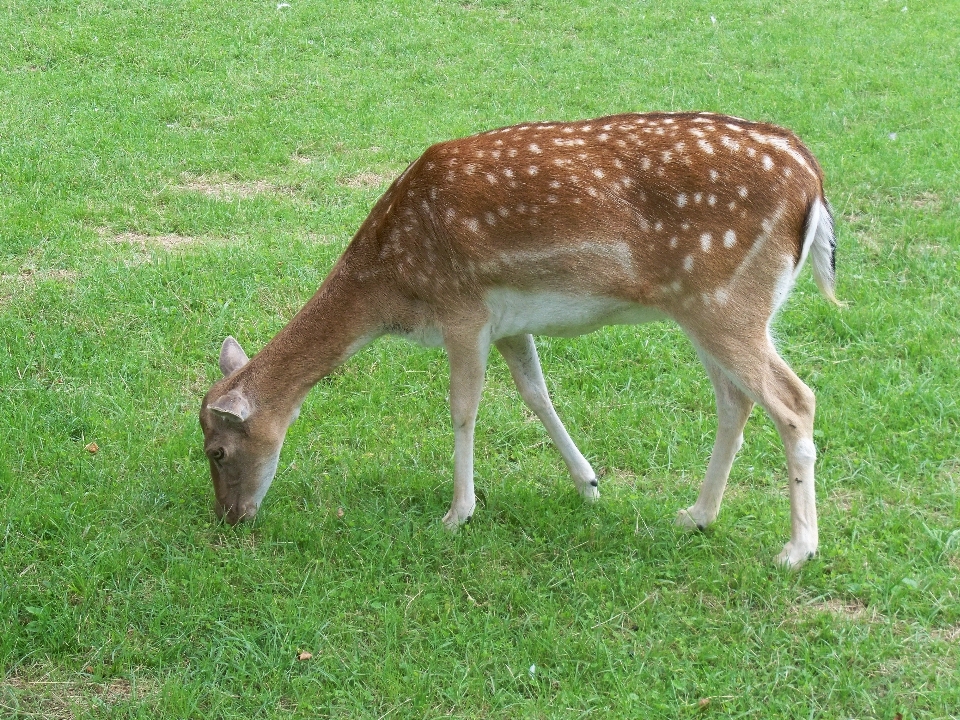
<box><xmin>215</xmin><ymin>500</ymin><xmax>259</xmax><ymax>524</ymax></box>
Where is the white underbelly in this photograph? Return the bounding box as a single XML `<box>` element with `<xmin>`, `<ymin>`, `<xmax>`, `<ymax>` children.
<box><xmin>483</xmin><ymin>288</ymin><xmax>664</xmax><ymax>341</ymax></box>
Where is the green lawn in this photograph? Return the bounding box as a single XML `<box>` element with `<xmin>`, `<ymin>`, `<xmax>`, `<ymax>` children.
<box><xmin>2</xmin><ymin>1</ymin><xmax>959</xmax><ymax>717</ymax></box>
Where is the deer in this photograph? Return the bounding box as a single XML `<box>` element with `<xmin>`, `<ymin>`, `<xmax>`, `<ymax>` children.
<box><xmin>199</xmin><ymin>111</ymin><xmax>838</xmax><ymax>569</ymax></box>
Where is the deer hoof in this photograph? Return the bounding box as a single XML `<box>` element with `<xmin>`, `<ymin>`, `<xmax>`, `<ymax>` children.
<box><xmin>675</xmin><ymin>507</ymin><xmax>707</xmax><ymax>532</ymax></box>
<box><xmin>775</xmin><ymin>541</ymin><xmax>817</xmax><ymax>570</ymax></box>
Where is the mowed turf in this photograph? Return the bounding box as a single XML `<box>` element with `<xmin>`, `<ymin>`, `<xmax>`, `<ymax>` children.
<box><xmin>1</xmin><ymin>1</ymin><xmax>958</xmax><ymax>717</ymax></box>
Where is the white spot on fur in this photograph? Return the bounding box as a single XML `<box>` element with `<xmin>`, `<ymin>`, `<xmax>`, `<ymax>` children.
<box><xmin>709</xmin><ymin>169</ymin><xmax>719</xmax><ymax>181</ymax></box>
<box><xmin>762</xmin><ymin>155</ymin><xmax>774</xmax><ymax>171</ymax></box>
<box><xmin>528</xmin><ymin>166</ymin><xmax>539</xmax><ymax>175</ymax></box>
<box><xmin>683</xmin><ymin>255</ymin><xmax>694</xmax><ymax>271</ymax></box>
<box><xmin>700</xmin><ymin>233</ymin><xmax>712</xmax><ymax>251</ymax></box>
<box><xmin>723</xmin><ymin>230</ymin><xmax>736</xmax><ymax>247</ymax></box>
<box><xmin>697</xmin><ymin>139</ymin><xmax>715</xmax><ymax>154</ymax></box>
<box><xmin>592</xmin><ymin>168</ymin><xmax>605</xmax><ymax>179</ymax></box>
<box><xmin>738</xmin><ymin>186</ymin><xmax>748</xmax><ymax>198</ymax></box>
<box><xmin>721</xmin><ymin>136</ymin><xmax>741</xmax><ymax>152</ymax></box>
<box><xmin>465</xmin><ymin>218</ymin><xmax>479</xmax><ymax>233</ymax></box>
<box><xmin>707</xmin><ymin>194</ymin><xmax>716</xmax><ymax>206</ymax></box>
<box><xmin>529</xmin><ymin>143</ymin><xmax>542</xmax><ymax>154</ymax></box>
<box><xmin>677</xmin><ymin>193</ymin><xmax>688</xmax><ymax>207</ymax></box>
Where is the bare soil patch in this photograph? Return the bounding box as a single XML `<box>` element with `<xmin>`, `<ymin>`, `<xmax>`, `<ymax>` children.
<box><xmin>176</xmin><ymin>173</ymin><xmax>288</xmax><ymax>200</ymax></box>
<box><xmin>0</xmin><ymin>269</ymin><xmax>78</xmax><ymax>283</ymax></box>
<box><xmin>2</xmin><ymin>674</ymin><xmax>150</xmax><ymax>718</ymax></box>
<box><xmin>108</xmin><ymin>231</ymin><xmax>199</xmax><ymax>251</ymax></box>
<box><xmin>910</xmin><ymin>191</ymin><xmax>941</xmax><ymax>211</ymax></box>
<box><xmin>339</xmin><ymin>171</ymin><xmax>391</xmax><ymax>189</ymax></box>
<box><xmin>799</xmin><ymin>597</ymin><xmax>877</xmax><ymax>623</ymax></box>
<box><xmin>1</xmin><ymin>269</ymin><xmax>78</xmax><ymax>305</ymax></box>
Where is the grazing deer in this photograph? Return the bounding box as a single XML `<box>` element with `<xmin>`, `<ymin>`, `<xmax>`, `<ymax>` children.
<box><xmin>200</xmin><ymin>111</ymin><xmax>838</xmax><ymax>568</ymax></box>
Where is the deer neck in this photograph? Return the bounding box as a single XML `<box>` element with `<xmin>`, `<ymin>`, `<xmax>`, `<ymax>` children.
<box><xmin>238</xmin><ymin>261</ymin><xmax>384</xmax><ymax>415</ymax></box>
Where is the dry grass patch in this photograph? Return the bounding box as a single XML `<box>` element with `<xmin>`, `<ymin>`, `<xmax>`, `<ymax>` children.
<box><xmin>2</xmin><ymin>674</ymin><xmax>151</xmax><ymax>718</ymax></box>
<box><xmin>175</xmin><ymin>173</ymin><xmax>289</xmax><ymax>200</ymax></box>
<box><xmin>0</xmin><ymin>269</ymin><xmax>78</xmax><ymax>283</ymax></box>
<box><xmin>109</xmin><ymin>230</ymin><xmax>199</xmax><ymax>251</ymax></box>
<box><xmin>339</xmin><ymin>171</ymin><xmax>391</xmax><ymax>190</ymax></box>
<box><xmin>909</xmin><ymin>191</ymin><xmax>942</xmax><ymax>211</ymax></box>
<box><xmin>794</xmin><ymin>597</ymin><xmax>879</xmax><ymax>623</ymax></box>
<box><xmin>0</xmin><ymin>269</ymin><xmax>79</xmax><ymax>304</ymax></box>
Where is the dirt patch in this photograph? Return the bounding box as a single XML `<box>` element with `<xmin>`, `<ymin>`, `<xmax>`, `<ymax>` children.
<box><xmin>2</xmin><ymin>674</ymin><xmax>150</xmax><ymax>717</ymax></box>
<box><xmin>908</xmin><ymin>241</ymin><xmax>952</xmax><ymax>257</ymax></box>
<box><xmin>108</xmin><ymin>231</ymin><xmax>199</xmax><ymax>251</ymax></box>
<box><xmin>305</xmin><ymin>232</ymin><xmax>342</xmax><ymax>245</ymax></box>
<box><xmin>176</xmin><ymin>173</ymin><xmax>287</xmax><ymax>200</ymax></box>
<box><xmin>803</xmin><ymin>597</ymin><xmax>874</xmax><ymax>621</ymax></box>
<box><xmin>910</xmin><ymin>192</ymin><xmax>941</xmax><ymax>211</ymax></box>
<box><xmin>930</xmin><ymin>624</ymin><xmax>960</xmax><ymax>643</ymax></box>
<box><xmin>339</xmin><ymin>171</ymin><xmax>391</xmax><ymax>190</ymax></box>
<box><xmin>827</xmin><ymin>487</ymin><xmax>863</xmax><ymax>514</ymax></box>
<box><xmin>0</xmin><ymin>269</ymin><xmax>78</xmax><ymax>305</ymax></box>
<box><xmin>1</xmin><ymin>269</ymin><xmax>78</xmax><ymax>283</ymax></box>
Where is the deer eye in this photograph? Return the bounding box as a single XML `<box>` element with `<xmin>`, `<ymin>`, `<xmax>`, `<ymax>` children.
<box><xmin>210</xmin><ymin>448</ymin><xmax>225</xmax><ymax>462</ymax></box>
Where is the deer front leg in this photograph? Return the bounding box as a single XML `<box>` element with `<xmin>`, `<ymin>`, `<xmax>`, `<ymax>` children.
<box><xmin>496</xmin><ymin>334</ymin><xmax>598</xmax><ymax>500</ymax></box>
<box><xmin>441</xmin><ymin>327</ymin><xmax>491</xmax><ymax>529</ymax></box>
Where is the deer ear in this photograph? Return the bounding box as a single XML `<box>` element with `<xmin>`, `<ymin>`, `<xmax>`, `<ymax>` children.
<box><xmin>219</xmin><ymin>336</ymin><xmax>249</xmax><ymax>377</ymax></box>
<box><xmin>208</xmin><ymin>389</ymin><xmax>251</xmax><ymax>423</ymax></box>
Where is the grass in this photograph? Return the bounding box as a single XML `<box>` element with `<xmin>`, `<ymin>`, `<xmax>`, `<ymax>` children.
<box><xmin>1</xmin><ymin>0</ymin><xmax>959</xmax><ymax>717</ymax></box>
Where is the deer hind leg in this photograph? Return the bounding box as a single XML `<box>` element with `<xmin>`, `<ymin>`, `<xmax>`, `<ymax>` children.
<box><xmin>676</xmin><ymin>348</ymin><xmax>754</xmax><ymax>531</ymax></box>
<box><xmin>441</xmin><ymin>326</ymin><xmax>491</xmax><ymax>529</ymax></box>
<box><xmin>496</xmin><ymin>334</ymin><xmax>599</xmax><ymax>500</ymax></box>
<box><xmin>690</xmin><ymin>332</ymin><xmax>819</xmax><ymax>568</ymax></box>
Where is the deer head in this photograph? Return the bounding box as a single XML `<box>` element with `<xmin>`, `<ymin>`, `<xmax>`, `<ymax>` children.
<box><xmin>199</xmin><ymin>337</ymin><xmax>287</xmax><ymax>524</ymax></box>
